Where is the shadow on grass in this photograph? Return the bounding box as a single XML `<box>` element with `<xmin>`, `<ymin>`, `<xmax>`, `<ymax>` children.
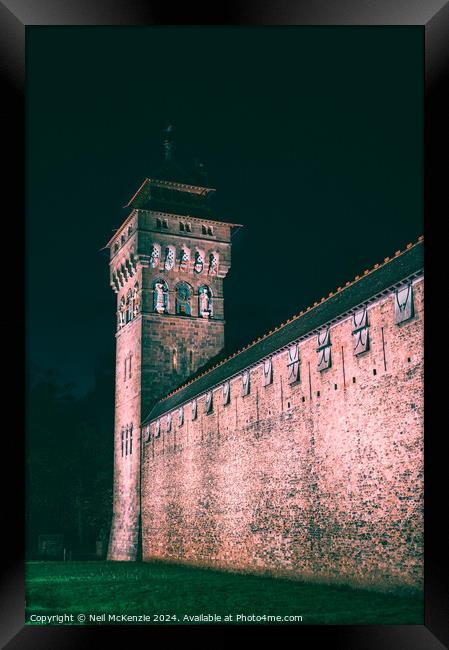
<box><xmin>25</xmin><ymin>560</ymin><xmax>423</xmax><ymax>625</ymax></box>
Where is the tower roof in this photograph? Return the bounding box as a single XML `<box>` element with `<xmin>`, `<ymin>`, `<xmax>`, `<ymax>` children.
<box><xmin>124</xmin><ymin>176</ymin><xmax>215</xmax><ymax>209</ymax></box>
<box><xmin>124</xmin><ymin>125</ymin><xmax>217</xmax><ymax>217</ymax></box>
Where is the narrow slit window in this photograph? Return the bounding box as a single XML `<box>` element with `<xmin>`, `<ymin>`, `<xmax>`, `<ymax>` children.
<box><xmin>205</xmin><ymin>391</ymin><xmax>213</xmax><ymax>414</ymax></box>
<box><xmin>178</xmin><ymin>407</ymin><xmax>184</xmax><ymax>427</ymax></box>
<box><xmin>172</xmin><ymin>349</ymin><xmax>178</xmax><ymax>373</ymax></box>
<box><xmin>222</xmin><ymin>381</ymin><xmax>231</xmax><ymax>406</ymax></box>
<box><xmin>129</xmin><ymin>424</ymin><xmax>133</xmax><ymax>455</ymax></box>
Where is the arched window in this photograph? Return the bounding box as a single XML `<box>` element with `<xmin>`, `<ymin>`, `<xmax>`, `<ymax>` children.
<box><xmin>114</xmin><ymin>243</ymin><xmax>119</xmax><ymax>254</ymax></box>
<box><xmin>198</xmin><ymin>285</ymin><xmax>212</xmax><ymax>318</ymax></box>
<box><xmin>132</xmin><ymin>282</ymin><xmax>140</xmax><ymax>317</ymax></box>
<box><xmin>208</xmin><ymin>252</ymin><xmax>218</xmax><ymax>276</ymax></box>
<box><xmin>176</xmin><ymin>282</ymin><xmax>192</xmax><ymax>316</ymax></box>
<box><xmin>179</xmin><ymin>248</ymin><xmax>190</xmax><ymax>272</ymax></box>
<box><xmin>149</xmin><ymin>243</ymin><xmax>160</xmax><ymax>269</ymax></box>
<box><xmin>127</xmin><ymin>226</ymin><xmax>133</xmax><ymax>237</ymax></box>
<box><xmin>126</xmin><ymin>289</ymin><xmax>133</xmax><ymax>322</ymax></box>
<box><xmin>164</xmin><ymin>246</ymin><xmax>175</xmax><ymax>271</ymax></box>
<box><xmin>152</xmin><ymin>279</ymin><xmax>169</xmax><ymax>314</ymax></box>
<box><xmin>121</xmin><ymin>235</ymin><xmax>126</xmax><ymax>246</ymax></box>
<box><xmin>193</xmin><ymin>250</ymin><xmax>204</xmax><ymax>274</ymax></box>
<box><xmin>118</xmin><ymin>295</ymin><xmax>126</xmax><ymax>328</ymax></box>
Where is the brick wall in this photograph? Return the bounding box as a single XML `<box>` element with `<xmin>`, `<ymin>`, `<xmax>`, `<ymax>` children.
<box><xmin>141</xmin><ymin>278</ymin><xmax>424</xmax><ymax>590</ymax></box>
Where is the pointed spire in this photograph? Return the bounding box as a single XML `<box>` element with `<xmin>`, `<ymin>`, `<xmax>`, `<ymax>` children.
<box><xmin>163</xmin><ymin>124</ymin><xmax>174</xmax><ymax>162</ymax></box>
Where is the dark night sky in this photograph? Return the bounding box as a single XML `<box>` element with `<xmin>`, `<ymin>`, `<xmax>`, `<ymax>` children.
<box><xmin>26</xmin><ymin>26</ymin><xmax>423</xmax><ymax>395</ymax></box>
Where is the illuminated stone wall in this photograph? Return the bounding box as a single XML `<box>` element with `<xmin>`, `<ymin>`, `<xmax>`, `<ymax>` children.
<box><xmin>141</xmin><ymin>278</ymin><xmax>424</xmax><ymax>590</ymax></box>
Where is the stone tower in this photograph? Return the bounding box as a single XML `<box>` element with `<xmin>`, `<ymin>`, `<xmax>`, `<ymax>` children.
<box><xmin>106</xmin><ymin>128</ymin><xmax>239</xmax><ymax>560</ymax></box>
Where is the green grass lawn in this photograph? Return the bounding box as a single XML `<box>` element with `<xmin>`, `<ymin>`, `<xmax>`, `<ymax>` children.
<box><xmin>25</xmin><ymin>561</ymin><xmax>423</xmax><ymax>625</ymax></box>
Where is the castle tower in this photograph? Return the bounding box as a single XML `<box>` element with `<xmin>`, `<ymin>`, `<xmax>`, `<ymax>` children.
<box><xmin>106</xmin><ymin>128</ymin><xmax>239</xmax><ymax>560</ymax></box>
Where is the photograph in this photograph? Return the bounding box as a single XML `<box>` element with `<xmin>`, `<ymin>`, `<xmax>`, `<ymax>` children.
<box><xmin>25</xmin><ymin>25</ymin><xmax>424</xmax><ymax>626</ymax></box>
<box><xmin>0</xmin><ymin>5</ymin><xmax>446</xmax><ymax>647</ymax></box>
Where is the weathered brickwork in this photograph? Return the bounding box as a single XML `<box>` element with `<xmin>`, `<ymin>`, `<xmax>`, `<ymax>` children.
<box><xmin>141</xmin><ymin>278</ymin><xmax>424</xmax><ymax>590</ymax></box>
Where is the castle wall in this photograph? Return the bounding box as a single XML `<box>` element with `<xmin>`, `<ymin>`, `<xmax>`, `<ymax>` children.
<box><xmin>141</xmin><ymin>278</ymin><xmax>424</xmax><ymax>590</ymax></box>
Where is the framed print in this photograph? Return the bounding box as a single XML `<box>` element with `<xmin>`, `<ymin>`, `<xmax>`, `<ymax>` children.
<box><xmin>2</xmin><ymin>2</ymin><xmax>448</xmax><ymax>648</ymax></box>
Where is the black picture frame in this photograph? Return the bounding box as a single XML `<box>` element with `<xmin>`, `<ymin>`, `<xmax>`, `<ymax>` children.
<box><xmin>2</xmin><ymin>1</ymin><xmax>447</xmax><ymax>648</ymax></box>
